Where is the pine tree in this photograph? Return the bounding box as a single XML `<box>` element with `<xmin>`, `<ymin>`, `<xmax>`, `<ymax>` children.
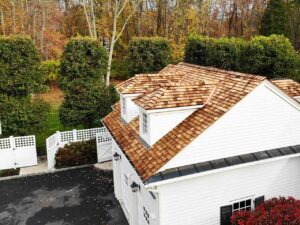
<box><xmin>260</xmin><ymin>0</ymin><xmax>290</xmax><ymax>37</ymax></box>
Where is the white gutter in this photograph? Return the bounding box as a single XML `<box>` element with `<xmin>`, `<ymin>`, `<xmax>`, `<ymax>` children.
<box><xmin>145</xmin><ymin>152</ymin><xmax>300</xmax><ymax>188</ymax></box>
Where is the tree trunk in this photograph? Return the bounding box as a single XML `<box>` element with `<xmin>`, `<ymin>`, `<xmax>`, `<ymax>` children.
<box><xmin>10</xmin><ymin>0</ymin><xmax>16</xmax><ymax>34</ymax></box>
<box><xmin>157</xmin><ymin>0</ymin><xmax>162</xmax><ymax>35</ymax></box>
<box><xmin>90</xmin><ymin>0</ymin><xmax>97</xmax><ymax>38</ymax></box>
<box><xmin>0</xmin><ymin>6</ymin><xmax>5</xmax><ymax>36</ymax></box>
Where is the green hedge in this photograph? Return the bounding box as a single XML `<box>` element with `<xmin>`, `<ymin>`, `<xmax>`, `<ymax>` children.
<box><xmin>41</xmin><ymin>60</ymin><xmax>60</xmax><ymax>84</ymax></box>
<box><xmin>59</xmin><ymin>37</ymin><xmax>118</xmax><ymax>127</ymax></box>
<box><xmin>0</xmin><ymin>95</ymin><xmax>50</xmax><ymax>136</ymax></box>
<box><xmin>184</xmin><ymin>34</ymin><xmax>299</xmax><ymax>79</ymax></box>
<box><xmin>0</xmin><ymin>36</ymin><xmax>45</xmax><ymax>97</ymax></box>
<box><xmin>59</xmin><ymin>37</ymin><xmax>108</xmax><ymax>92</ymax></box>
<box><xmin>127</xmin><ymin>37</ymin><xmax>172</xmax><ymax>75</ymax></box>
<box><xmin>55</xmin><ymin>139</ymin><xmax>97</xmax><ymax>168</ymax></box>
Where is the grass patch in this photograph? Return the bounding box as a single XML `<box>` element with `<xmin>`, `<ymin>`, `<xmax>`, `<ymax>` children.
<box><xmin>36</xmin><ymin>85</ymin><xmax>83</xmax><ymax>155</ymax></box>
<box><xmin>0</xmin><ymin>168</ymin><xmax>20</xmax><ymax>178</ymax></box>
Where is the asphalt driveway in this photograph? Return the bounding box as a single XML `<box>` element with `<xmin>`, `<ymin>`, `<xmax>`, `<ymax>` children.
<box><xmin>0</xmin><ymin>166</ymin><xmax>128</xmax><ymax>225</ymax></box>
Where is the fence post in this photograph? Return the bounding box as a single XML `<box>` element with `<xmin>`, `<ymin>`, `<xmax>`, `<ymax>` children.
<box><xmin>9</xmin><ymin>136</ymin><xmax>16</xmax><ymax>168</ymax></box>
<box><xmin>56</xmin><ymin>131</ymin><xmax>61</xmax><ymax>146</ymax></box>
<box><xmin>73</xmin><ymin>129</ymin><xmax>77</xmax><ymax>142</ymax></box>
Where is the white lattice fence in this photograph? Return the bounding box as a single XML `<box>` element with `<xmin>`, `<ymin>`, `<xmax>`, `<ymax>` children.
<box><xmin>46</xmin><ymin>127</ymin><xmax>112</xmax><ymax>169</ymax></box>
<box><xmin>0</xmin><ymin>135</ymin><xmax>37</xmax><ymax>170</ymax></box>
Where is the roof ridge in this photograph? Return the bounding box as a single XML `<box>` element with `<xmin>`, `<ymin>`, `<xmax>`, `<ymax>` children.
<box><xmin>179</xmin><ymin>62</ymin><xmax>266</xmax><ymax>81</ymax></box>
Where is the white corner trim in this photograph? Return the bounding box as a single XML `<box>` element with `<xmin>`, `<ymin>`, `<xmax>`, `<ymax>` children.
<box><xmin>145</xmin><ymin>153</ymin><xmax>300</xmax><ymax>188</ymax></box>
<box><xmin>142</xmin><ymin>105</ymin><xmax>204</xmax><ymax>114</ymax></box>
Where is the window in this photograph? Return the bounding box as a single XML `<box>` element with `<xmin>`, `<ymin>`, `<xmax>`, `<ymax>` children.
<box><xmin>142</xmin><ymin>113</ymin><xmax>148</xmax><ymax>134</ymax></box>
<box><xmin>122</xmin><ymin>97</ymin><xmax>126</xmax><ymax>114</ymax></box>
<box><xmin>233</xmin><ymin>199</ymin><xmax>252</xmax><ymax>212</ymax></box>
<box><xmin>143</xmin><ymin>206</ymin><xmax>150</xmax><ymax>224</ymax></box>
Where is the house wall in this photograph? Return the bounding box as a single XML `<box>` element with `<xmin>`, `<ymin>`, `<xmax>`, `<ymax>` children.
<box><xmin>112</xmin><ymin>140</ymin><xmax>158</xmax><ymax>225</ymax></box>
<box><xmin>140</xmin><ymin>109</ymin><xmax>196</xmax><ymax>146</ymax></box>
<box><xmin>160</xmin><ymin>81</ymin><xmax>300</xmax><ymax>171</ymax></box>
<box><xmin>157</xmin><ymin>156</ymin><xmax>300</xmax><ymax>225</ymax></box>
<box><xmin>121</xmin><ymin>94</ymin><xmax>140</xmax><ymax>123</ymax></box>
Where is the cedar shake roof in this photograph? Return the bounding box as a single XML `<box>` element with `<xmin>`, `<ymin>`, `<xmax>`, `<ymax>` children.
<box><xmin>103</xmin><ymin>63</ymin><xmax>268</xmax><ymax>182</ymax></box>
<box><xmin>271</xmin><ymin>79</ymin><xmax>300</xmax><ymax>97</ymax></box>
<box><xmin>133</xmin><ymin>84</ymin><xmax>216</xmax><ymax>110</ymax></box>
<box><xmin>116</xmin><ymin>73</ymin><xmax>186</xmax><ymax>94</ymax></box>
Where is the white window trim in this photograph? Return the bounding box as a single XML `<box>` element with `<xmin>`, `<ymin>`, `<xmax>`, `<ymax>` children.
<box><xmin>122</xmin><ymin>96</ymin><xmax>127</xmax><ymax>114</ymax></box>
<box><xmin>142</xmin><ymin>113</ymin><xmax>148</xmax><ymax>134</ymax></box>
<box><xmin>232</xmin><ymin>197</ymin><xmax>253</xmax><ymax>212</ymax></box>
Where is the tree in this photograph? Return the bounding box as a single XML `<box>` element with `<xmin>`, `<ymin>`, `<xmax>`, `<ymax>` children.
<box><xmin>231</xmin><ymin>197</ymin><xmax>300</xmax><ymax>225</ymax></box>
<box><xmin>59</xmin><ymin>37</ymin><xmax>118</xmax><ymax>127</ymax></box>
<box><xmin>0</xmin><ymin>36</ymin><xmax>45</xmax><ymax>97</ymax></box>
<box><xmin>127</xmin><ymin>37</ymin><xmax>172</xmax><ymax>75</ymax></box>
<box><xmin>260</xmin><ymin>0</ymin><xmax>289</xmax><ymax>37</ymax></box>
<box><xmin>0</xmin><ymin>36</ymin><xmax>49</xmax><ymax>136</ymax></box>
<box><xmin>106</xmin><ymin>0</ymin><xmax>142</xmax><ymax>86</ymax></box>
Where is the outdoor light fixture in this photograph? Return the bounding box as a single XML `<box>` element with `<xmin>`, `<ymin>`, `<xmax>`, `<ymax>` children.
<box><xmin>131</xmin><ymin>181</ymin><xmax>140</xmax><ymax>192</ymax></box>
<box><xmin>113</xmin><ymin>152</ymin><xmax>121</xmax><ymax>161</ymax></box>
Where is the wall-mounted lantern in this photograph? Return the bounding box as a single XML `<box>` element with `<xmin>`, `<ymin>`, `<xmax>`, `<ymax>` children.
<box><xmin>131</xmin><ymin>181</ymin><xmax>140</xmax><ymax>192</ymax></box>
<box><xmin>113</xmin><ymin>152</ymin><xmax>121</xmax><ymax>161</ymax></box>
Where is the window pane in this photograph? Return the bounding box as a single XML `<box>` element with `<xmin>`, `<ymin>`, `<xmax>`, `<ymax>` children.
<box><xmin>240</xmin><ymin>201</ymin><xmax>245</xmax><ymax>208</ymax></box>
<box><xmin>246</xmin><ymin>199</ymin><xmax>251</xmax><ymax>206</ymax></box>
<box><xmin>233</xmin><ymin>203</ymin><xmax>239</xmax><ymax>210</ymax></box>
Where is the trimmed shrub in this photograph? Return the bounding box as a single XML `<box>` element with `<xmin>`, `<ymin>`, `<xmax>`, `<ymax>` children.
<box><xmin>0</xmin><ymin>95</ymin><xmax>50</xmax><ymax>136</ymax></box>
<box><xmin>59</xmin><ymin>83</ymin><xmax>118</xmax><ymax>127</ymax></box>
<box><xmin>0</xmin><ymin>168</ymin><xmax>20</xmax><ymax>177</ymax></box>
<box><xmin>184</xmin><ymin>34</ymin><xmax>299</xmax><ymax>79</ymax></box>
<box><xmin>241</xmin><ymin>35</ymin><xmax>299</xmax><ymax>79</ymax></box>
<box><xmin>55</xmin><ymin>139</ymin><xmax>97</xmax><ymax>168</ymax></box>
<box><xmin>59</xmin><ymin>36</ymin><xmax>108</xmax><ymax>92</ymax></box>
<box><xmin>184</xmin><ymin>35</ymin><xmax>214</xmax><ymax>66</ymax></box>
<box><xmin>231</xmin><ymin>197</ymin><xmax>300</xmax><ymax>225</ymax></box>
<box><xmin>127</xmin><ymin>37</ymin><xmax>172</xmax><ymax>75</ymax></box>
<box><xmin>59</xmin><ymin>37</ymin><xmax>117</xmax><ymax>127</ymax></box>
<box><xmin>0</xmin><ymin>36</ymin><xmax>45</xmax><ymax>97</ymax></box>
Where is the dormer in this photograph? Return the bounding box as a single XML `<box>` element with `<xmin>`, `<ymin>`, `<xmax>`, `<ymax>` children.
<box><xmin>134</xmin><ymin>85</ymin><xmax>216</xmax><ymax>147</ymax></box>
<box><xmin>120</xmin><ymin>93</ymin><xmax>140</xmax><ymax>123</ymax></box>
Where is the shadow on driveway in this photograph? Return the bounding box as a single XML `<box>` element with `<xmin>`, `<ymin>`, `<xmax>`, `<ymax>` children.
<box><xmin>0</xmin><ymin>166</ymin><xmax>128</xmax><ymax>225</ymax></box>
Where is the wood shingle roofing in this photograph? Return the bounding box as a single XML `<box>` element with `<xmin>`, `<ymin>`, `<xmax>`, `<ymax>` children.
<box><xmin>271</xmin><ymin>79</ymin><xmax>300</xmax><ymax>97</ymax></box>
<box><xmin>133</xmin><ymin>85</ymin><xmax>216</xmax><ymax>110</ymax></box>
<box><xmin>103</xmin><ymin>63</ymin><xmax>267</xmax><ymax>182</ymax></box>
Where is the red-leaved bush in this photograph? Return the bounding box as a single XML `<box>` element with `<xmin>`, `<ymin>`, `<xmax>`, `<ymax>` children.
<box><xmin>231</xmin><ymin>197</ymin><xmax>300</xmax><ymax>225</ymax></box>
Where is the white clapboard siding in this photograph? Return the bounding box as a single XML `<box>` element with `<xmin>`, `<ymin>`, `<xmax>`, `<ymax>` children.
<box><xmin>112</xmin><ymin>140</ymin><xmax>158</xmax><ymax>225</ymax></box>
<box><xmin>157</xmin><ymin>156</ymin><xmax>300</xmax><ymax>225</ymax></box>
<box><xmin>160</xmin><ymin>81</ymin><xmax>300</xmax><ymax>171</ymax></box>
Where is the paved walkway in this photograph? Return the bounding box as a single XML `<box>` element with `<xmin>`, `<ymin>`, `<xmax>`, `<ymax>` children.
<box><xmin>19</xmin><ymin>156</ymin><xmax>48</xmax><ymax>175</ymax></box>
<box><xmin>0</xmin><ymin>166</ymin><xmax>128</xmax><ymax>225</ymax></box>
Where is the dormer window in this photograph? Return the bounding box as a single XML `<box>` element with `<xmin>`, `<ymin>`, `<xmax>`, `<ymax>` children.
<box><xmin>142</xmin><ymin>113</ymin><xmax>148</xmax><ymax>134</ymax></box>
<box><xmin>122</xmin><ymin>96</ymin><xmax>126</xmax><ymax>114</ymax></box>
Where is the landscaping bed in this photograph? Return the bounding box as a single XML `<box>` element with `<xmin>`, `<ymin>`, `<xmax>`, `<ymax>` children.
<box><xmin>0</xmin><ymin>168</ymin><xmax>20</xmax><ymax>178</ymax></box>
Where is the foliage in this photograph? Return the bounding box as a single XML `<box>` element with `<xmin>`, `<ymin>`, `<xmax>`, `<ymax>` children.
<box><xmin>40</xmin><ymin>60</ymin><xmax>60</xmax><ymax>84</ymax></box>
<box><xmin>127</xmin><ymin>37</ymin><xmax>172</xmax><ymax>75</ymax></box>
<box><xmin>0</xmin><ymin>36</ymin><xmax>45</xmax><ymax>97</ymax></box>
<box><xmin>55</xmin><ymin>139</ymin><xmax>97</xmax><ymax>168</ymax></box>
<box><xmin>184</xmin><ymin>35</ymin><xmax>214</xmax><ymax>66</ymax></box>
<box><xmin>111</xmin><ymin>58</ymin><xmax>130</xmax><ymax>80</ymax></box>
<box><xmin>184</xmin><ymin>34</ymin><xmax>299</xmax><ymax>79</ymax></box>
<box><xmin>241</xmin><ymin>35</ymin><xmax>299</xmax><ymax>79</ymax></box>
<box><xmin>60</xmin><ymin>83</ymin><xmax>118</xmax><ymax>127</ymax></box>
<box><xmin>260</xmin><ymin>0</ymin><xmax>290</xmax><ymax>37</ymax></box>
<box><xmin>0</xmin><ymin>95</ymin><xmax>50</xmax><ymax>136</ymax></box>
<box><xmin>0</xmin><ymin>168</ymin><xmax>20</xmax><ymax>178</ymax></box>
<box><xmin>231</xmin><ymin>197</ymin><xmax>300</xmax><ymax>225</ymax></box>
<box><xmin>59</xmin><ymin>37</ymin><xmax>117</xmax><ymax>127</ymax></box>
<box><xmin>59</xmin><ymin>37</ymin><xmax>108</xmax><ymax>91</ymax></box>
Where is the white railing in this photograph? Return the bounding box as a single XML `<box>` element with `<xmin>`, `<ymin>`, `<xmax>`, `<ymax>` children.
<box><xmin>0</xmin><ymin>135</ymin><xmax>37</xmax><ymax>170</ymax></box>
<box><xmin>46</xmin><ymin>127</ymin><xmax>112</xmax><ymax>170</ymax></box>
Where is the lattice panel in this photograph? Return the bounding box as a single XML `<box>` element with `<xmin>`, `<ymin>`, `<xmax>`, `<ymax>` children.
<box><xmin>60</xmin><ymin>131</ymin><xmax>74</xmax><ymax>142</ymax></box>
<box><xmin>0</xmin><ymin>138</ymin><xmax>11</xmax><ymax>150</ymax></box>
<box><xmin>96</xmin><ymin>128</ymin><xmax>112</xmax><ymax>143</ymax></box>
<box><xmin>76</xmin><ymin>128</ymin><xmax>101</xmax><ymax>141</ymax></box>
<box><xmin>15</xmin><ymin>136</ymin><xmax>35</xmax><ymax>148</ymax></box>
<box><xmin>47</xmin><ymin>134</ymin><xmax>57</xmax><ymax>149</ymax></box>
